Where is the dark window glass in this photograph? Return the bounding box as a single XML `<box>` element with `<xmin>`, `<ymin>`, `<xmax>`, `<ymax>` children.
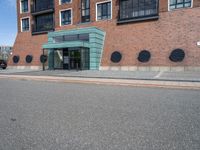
<box><xmin>26</xmin><ymin>55</ymin><xmax>33</xmax><ymax>63</ymax></box>
<box><xmin>119</xmin><ymin>0</ymin><xmax>158</xmax><ymax>20</ymax></box>
<box><xmin>169</xmin><ymin>49</ymin><xmax>185</xmax><ymax>62</ymax></box>
<box><xmin>40</xmin><ymin>55</ymin><xmax>48</xmax><ymax>63</ymax></box>
<box><xmin>170</xmin><ymin>0</ymin><xmax>191</xmax><ymax>10</ymax></box>
<box><xmin>53</xmin><ymin>34</ymin><xmax>89</xmax><ymax>43</ymax></box>
<box><xmin>138</xmin><ymin>50</ymin><xmax>151</xmax><ymax>63</ymax></box>
<box><xmin>34</xmin><ymin>0</ymin><xmax>54</xmax><ymax>12</ymax></box>
<box><xmin>22</xmin><ymin>18</ymin><xmax>29</xmax><ymax>31</ymax></box>
<box><xmin>13</xmin><ymin>56</ymin><xmax>20</xmax><ymax>63</ymax></box>
<box><xmin>81</xmin><ymin>0</ymin><xmax>90</xmax><ymax>22</ymax></box>
<box><xmin>61</xmin><ymin>0</ymin><xmax>71</xmax><ymax>4</ymax></box>
<box><xmin>21</xmin><ymin>0</ymin><xmax>28</xmax><ymax>13</ymax></box>
<box><xmin>35</xmin><ymin>14</ymin><xmax>54</xmax><ymax>32</ymax></box>
<box><xmin>97</xmin><ymin>2</ymin><xmax>111</xmax><ymax>20</ymax></box>
<box><xmin>61</xmin><ymin>10</ymin><xmax>72</xmax><ymax>25</ymax></box>
<box><xmin>111</xmin><ymin>51</ymin><xmax>122</xmax><ymax>63</ymax></box>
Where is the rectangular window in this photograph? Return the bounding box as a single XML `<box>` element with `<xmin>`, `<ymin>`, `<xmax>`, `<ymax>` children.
<box><xmin>60</xmin><ymin>0</ymin><xmax>71</xmax><ymax>4</ymax></box>
<box><xmin>169</xmin><ymin>0</ymin><xmax>192</xmax><ymax>10</ymax></box>
<box><xmin>119</xmin><ymin>0</ymin><xmax>158</xmax><ymax>21</ymax></box>
<box><xmin>81</xmin><ymin>0</ymin><xmax>90</xmax><ymax>22</ymax></box>
<box><xmin>34</xmin><ymin>0</ymin><xmax>54</xmax><ymax>12</ymax></box>
<box><xmin>21</xmin><ymin>18</ymin><xmax>29</xmax><ymax>32</ymax></box>
<box><xmin>60</xmin><ymin>9</ymin><xmax>72</xmax><ymax>26</ymax></box>
<box><xmin>34</xmin><ymin>14</ymin><xmax>54</xmax><ymax>32</ymax></box>
<box><xmin>21</xmin><ymin>0</ymin><xmax>28</xmax><ymax>13</ymax></box>
<box><xmin>97</xmin><ymin>1</ymin><xmax>111</xmax><ymax>20</ymax></box>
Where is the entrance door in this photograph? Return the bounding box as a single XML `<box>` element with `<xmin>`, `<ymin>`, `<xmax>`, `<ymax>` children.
<box><xmin>63</xmin><ymin>48</ymin><xmax>69</xmax><ymax>69</ymax></box>
<box><xmin>69</xmin><ymin>50</ymin><xmax>81</xmax><ymax>70</ymax></box>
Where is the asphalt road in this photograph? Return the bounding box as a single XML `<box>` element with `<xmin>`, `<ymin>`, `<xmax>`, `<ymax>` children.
<box><xmin>0</xmin><ymin>79</ymin><xmax>200</xmax><ymax>150</ymax></box>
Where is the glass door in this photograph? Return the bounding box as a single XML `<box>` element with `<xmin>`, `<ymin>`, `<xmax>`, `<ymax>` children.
<box><xmin>54</xmin><ymin>49</ymin><xmax>63</xmax><ymax>69</ymax></box>
<box><xmin>69</xmin><ymin>50</ymin><xmax>81</xmax><ymax>70</ymax></box>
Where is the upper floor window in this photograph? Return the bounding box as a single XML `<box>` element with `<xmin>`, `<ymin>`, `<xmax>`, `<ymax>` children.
<box><xmin>60</xmin><ymin>9</ymin><xmax>72</xmax><ymax>26</ymax></box>
<box><xmin>119</xmin><ymin>0</ymin><xmax>158</xmax><ymax>21</ymax></box>
<box><xmin>96</xmin><ymin>1</ymin><xmax>112</xmax><ymax>21</ymax></box>
<box><xmin>21</xmin><ymin>18</ymin><xmax>30</xmax><ymax>32</ymax></box>
<box><xmin>81</xmin><ymin>0</ymin><xmax>90</xmax><ymax>22</ymax></box>
<box><xmin>21</xmin><ymin>0</ymin><xmax>28</xmax><ymax>13</ymax></box>
<box><xmin>169</xmin><ymin>0</ymin><xmax>192</xmax><ymax>10</ymax></box>
<box><xmin>33</xmin><ymin>0</ymin><xmax>54</xmax><ymax>12</ymax></box>
<box><xmin>34</xmin><ymin>14</ymin><xmax>54</xmax><ymax>32</ymax></box>
<box><xmin>60</xmin><ymin>0</ymin><xmax>72</xmax><ymax>4</ymax></box>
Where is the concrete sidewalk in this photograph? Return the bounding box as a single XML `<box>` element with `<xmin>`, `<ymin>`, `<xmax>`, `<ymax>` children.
<box><xmin>1</xmin><ymin>69</ymin><xmax>200</xmax><ymax>82</ymax></box>
<box><xmin>1</xmin><ymin>69</ymin><xmax>200</xmax><ymax>89</ymax></box>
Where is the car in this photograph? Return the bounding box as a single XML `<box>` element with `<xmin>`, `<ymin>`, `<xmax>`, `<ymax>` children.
<box><xmin>0</xmin><ymin>60</ymin><xmax>7</xmax><ymax>69</ymax></box>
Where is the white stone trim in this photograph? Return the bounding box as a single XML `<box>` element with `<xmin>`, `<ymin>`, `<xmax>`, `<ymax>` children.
<box><xmin>168</xmin><ymin>0</ymin><xmax>193</xmax><ymax>11</ymax></box>
<box><xmin>59</xmin><ymin>8</ymin><xmax>73</xmax><ymax>26</ymax></box>
<box><xmin>59</xmin><ymin>0</ymin><xmax>72</xmax><ymax>5</ymax></box>
<box><xmin>20</xmin><ymin>0</ymin><xmax>30</xmax><ymax>14</ymax></box>
<box><xmin>96</xmin><ymin>0</ymin><xmax>112</xmax><ymax>21</ymax></box>
<box><xmin>20</xmin><ymin>16</ymin><xmax>30</xmax><ymax>32</ymax></box>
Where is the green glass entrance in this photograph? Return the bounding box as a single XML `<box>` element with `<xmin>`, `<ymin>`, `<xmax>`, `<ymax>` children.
<box><xmin>53</xmin><ymin>48</ymin><xmax>89</xmax><ymax>70</ymax></box>
<box><xmin>43</xmin><ymin>27</ymin><xmax>105</xmax><ymax>70</ymax></box>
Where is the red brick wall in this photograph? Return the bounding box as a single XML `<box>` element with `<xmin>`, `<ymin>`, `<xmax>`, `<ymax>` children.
<box><xmin>9</xmin><ymin>0</ymin><xmax>200</xmax><ymax>68</ymax></box>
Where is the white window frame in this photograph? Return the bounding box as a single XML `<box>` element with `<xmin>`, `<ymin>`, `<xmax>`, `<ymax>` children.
<box><xmin>21</xmin><ymin>17</ymin><xmax>30</xmax><ymax>32</ymax></box>
<box><xmin>168</xmin><ymin>0</ymin><xmax>193</xmax><ymax>11</ymax></box>
<box><xmin>59</xmin><ymin>0</ymin><xmax>72</xmax><ymax>5</ymax></box>
<box><xmin>59</xmin><ymin>8</ymin><xmax>73</xmax><ymax>26</ymax></box>
<box><xmin>20</xmin><ymin>0</ymin><xmax>29</xmax><ymax>14</ymax></box>
<box><xmin>96</xmin><ymin>0</ymin><xmax>112</xmax><ymax>21</ymax></box>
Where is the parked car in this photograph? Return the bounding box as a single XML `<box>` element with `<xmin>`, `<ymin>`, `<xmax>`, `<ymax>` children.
<box><xmin>0</xmin><ymin>60</ymin><xmax>7</xmax><ymax>69</ymax></box>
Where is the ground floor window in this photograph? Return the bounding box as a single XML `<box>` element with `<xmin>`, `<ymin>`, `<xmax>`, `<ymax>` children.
<box><xmin>96</xmin><ymin>1</ymin><xmax>111</xmax><ymax>20</ymax></box>
<box><xmin>169</xmin><ymin>0</ymin><xmax>192</xmax><ymax>10</ymax></box>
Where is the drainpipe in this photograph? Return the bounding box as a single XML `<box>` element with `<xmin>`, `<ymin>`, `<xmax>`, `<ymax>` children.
<box><xmin>42</xmin><ymin>49</ymin><xmax>45</xmax><ymax>71</ymax></box>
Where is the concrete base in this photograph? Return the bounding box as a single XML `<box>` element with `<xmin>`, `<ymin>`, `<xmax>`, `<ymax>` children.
<box><xmin>100</xmin><ymin>66</ymin><xmax>200</xmax><ymax>72</ymax></box>
<box><xmin>7</xmin><ymin>66</ymin><xmax>43</xmax><ymax>70</ymax></box>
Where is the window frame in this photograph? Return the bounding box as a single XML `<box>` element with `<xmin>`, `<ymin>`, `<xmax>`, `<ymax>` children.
<box><xmin>96</xmin><ymin>0</ymin><xmax>112</xmax><ymax>21</ymax></box>
<box><xmin>168</xmin><ymin>0</ymin><xmax>193</xmax><ymax>11</ymax></box>
<box><xmin>60</xmin><ymin>8</ymin><xmax>73</xmax><ymax>26</ymax></box>
<box><xmin>20</xmin><ymin>0</ymin><xmax>29</xmax><ymax>14</ymax></box>
<box><xmin>81</xmin><ymin>0</ymin><xmax>90</xmax><ymax>23</ymax></box>
<box><xmin>118</xmin><ymin>0</ymin><xmax>159</xmax><ymax>22</ymax></box>
<box><xmin>21</xmin><ymin>17</ymin><xmax>30</xmax><ymax>32</ymax></box>
<box><xmin>59</xmin><ymin>0</ymin><xmax>72</xmax><ymax>5</ymax></box>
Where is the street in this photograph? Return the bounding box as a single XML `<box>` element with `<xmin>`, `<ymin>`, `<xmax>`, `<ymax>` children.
<box><xmin>0</xmin><ymin>79</ymin><xmax>200</xmax><ymax>150</ymax></box>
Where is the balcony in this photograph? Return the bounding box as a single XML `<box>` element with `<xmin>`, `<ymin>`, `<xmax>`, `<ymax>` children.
<box><xmin>31</xmin><ymin>0</ymin><xmax>54</xmax><ymax>15</ymax></box>
<box><xmin>32</xmin><ymin>24</ymin><xmax>54</xmax><ymax>35</ymax></box>
<box><xmin>117</xmin><ymin>0</ymin><xmax>159</xmax><ymax>24</ymax></box>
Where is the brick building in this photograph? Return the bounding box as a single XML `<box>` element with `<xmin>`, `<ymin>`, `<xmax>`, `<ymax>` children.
<box><xmin>9</xmin><ymin>0</ymin><xmax>200</xmax><ymax>71</ymax></box>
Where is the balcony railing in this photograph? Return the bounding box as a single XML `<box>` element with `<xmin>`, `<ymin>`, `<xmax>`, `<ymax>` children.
<box><xmin>118</xmin><ymin>0</ymin><xmax>159</xmax><ymax>24</ymax></box>
<box><xmin>32</xmin><ymin>24</ymin><xmax>54</xmax><ymax>34</ymax></box>
<box><xmin>31</xmin><ymin>0</ymin><xmax>54</xmax><ymax>14</ymax></box>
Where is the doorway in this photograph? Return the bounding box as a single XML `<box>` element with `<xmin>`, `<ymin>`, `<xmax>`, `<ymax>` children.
<box><xmin>53</xmin><ymin>48</ymin><xmax>89</xmax><ymax>70</ymax></box>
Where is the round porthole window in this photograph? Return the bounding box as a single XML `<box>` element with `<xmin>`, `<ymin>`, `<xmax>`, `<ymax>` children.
<box><xmin>13</xmin><ymin>55</ymin><xmax>20</xmax><ymax>63</ymax></box>
<box><xmin>169</xmin><ymin>49</ymin><xmax>185</xmax><ymax>62</ymax></box>
<box><xmin>26</xmin><ymin>55</ymin><xmax>33</xmax><ymax>63</ymax></box>
<box><xmin>138</xmin><ymin>50</ymin><xmax>151</xmax><ymax>63</ymax></box>
<box><xmin>40</xmin><ymin>55</ymin><xmax>47</xmax><ymax>63</ymax></box>
<box><xmin>111</xmin><ymin>51</ymin><xmax>122</xmax><ymax>63</ymax></box>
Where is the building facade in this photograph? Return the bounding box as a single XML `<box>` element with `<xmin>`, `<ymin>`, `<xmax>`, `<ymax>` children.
<box><xmin>0</xmin><ymin>46</ymin><xmax>12</xmax><ymax>61</ymax></box>
<box><xmin>9</xmin><ymin>0</ymin><xmax>200</xmax><ymax>71</ymax></box>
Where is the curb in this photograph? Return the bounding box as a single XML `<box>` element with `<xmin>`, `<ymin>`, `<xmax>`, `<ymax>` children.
<box><xmin>0</xmin><ymin>74</ymin><xmax>200</xmax><ymax>90</ymax></box>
